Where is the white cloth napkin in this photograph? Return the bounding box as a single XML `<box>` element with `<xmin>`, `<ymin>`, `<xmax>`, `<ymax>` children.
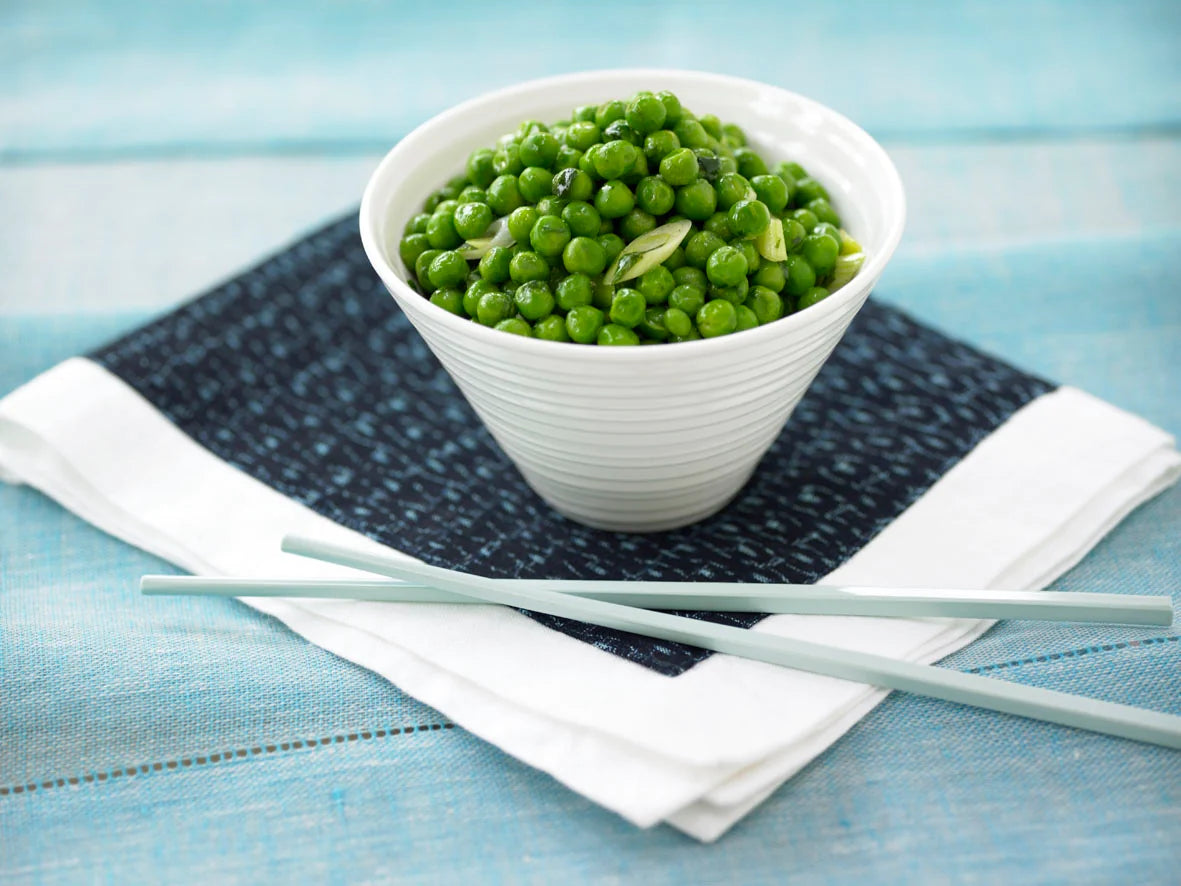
<box><xmin>2</xmin><ymin>358</ymin><xmax>1178</xmax><ymax>839</ymax></box>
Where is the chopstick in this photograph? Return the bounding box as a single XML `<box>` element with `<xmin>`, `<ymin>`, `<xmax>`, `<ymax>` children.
<box><xmin>275</xmin><ymin>533</ymin><xmax>1181</xmax><ymax>750</ymax></box>
<box><xmin>139</xmin><ymin>575</ymin><xmax>1175</xmax><ymax>626</ymax></box>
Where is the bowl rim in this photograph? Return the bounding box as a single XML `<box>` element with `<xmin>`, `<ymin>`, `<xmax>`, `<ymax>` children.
<box><xmin>359</xmin><ymin>67</ymin><xmax>906</xmax><ymax>361</ymax></box>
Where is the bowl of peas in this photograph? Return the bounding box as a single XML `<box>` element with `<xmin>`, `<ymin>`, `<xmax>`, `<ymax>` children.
<box><xmin>360</xmin><ymin>70</ymin><xmax>905</xmax><ymax>531</ymax></box>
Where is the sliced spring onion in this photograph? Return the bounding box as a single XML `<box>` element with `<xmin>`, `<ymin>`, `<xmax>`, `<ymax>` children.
<box><xmin>755</xmin><ymin>217</ymin><xmax>787</xmax><ymax>262</ymax></box>
<box><xmin>455</xmin><ymin>217</ymin><xmax>514</xmax><ymax>259</ymax></box>
<box><xmin>829</xmin><ymin>252</ymin><xmax>865</xmax><ymax>291</ymax></box>
<box><xmin>838</xmin><ymin>228</ymin><xmax>862</xmax><ymax>256</ymax></box>
<box><xmin>602</xmin><ymin>219</ymin><xmax>693</xmax><ymax>285</ymax></box>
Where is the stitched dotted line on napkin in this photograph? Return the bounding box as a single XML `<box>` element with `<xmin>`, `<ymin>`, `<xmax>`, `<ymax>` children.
<box><xmin>0</xmin><ymin>722</ymin><xmax>455</xmax><ymax>798</ymax></box>
<box><xmin>966</xmin><ymin>635</ymin><xmax>1178</xmax><ymax>674</ymax></box>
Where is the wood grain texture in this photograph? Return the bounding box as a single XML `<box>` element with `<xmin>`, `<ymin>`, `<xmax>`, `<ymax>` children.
<box><xmin>3</xmin><ymin>0</ymin><xmax>1179</xmax><ymax>157</ymax></box>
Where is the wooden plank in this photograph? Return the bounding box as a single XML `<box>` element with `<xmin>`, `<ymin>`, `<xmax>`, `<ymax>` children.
<box><xmin>3</xmin><ymin>137</ymin><xmax>1178</xmax><ymax>315</ymax></box>
<box><xmin>2</xmin><ymin>1</ymin><xmax>1179</xmax><ymax>156</ymax></box>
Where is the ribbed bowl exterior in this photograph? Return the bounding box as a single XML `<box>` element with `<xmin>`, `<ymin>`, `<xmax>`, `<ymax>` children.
<box><xmin>360</xmin><ymin>70</ymin><xmax>905</xmax><ymax>531</ymax></box>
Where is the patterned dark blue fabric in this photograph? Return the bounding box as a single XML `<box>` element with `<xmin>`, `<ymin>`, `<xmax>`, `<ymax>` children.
<box><xmin>91</xmin><ymin>213</ymin><xmax>1053</xmax><ymax>676</ymax></box>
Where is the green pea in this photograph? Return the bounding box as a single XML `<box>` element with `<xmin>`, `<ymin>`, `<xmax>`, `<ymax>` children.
<box><xmin>800</xmin><ymin>232</ymin><xmax>839</xmax><ymax>276</ymax></box>
<box><xmin>458</xmin><ymin>186</ymin><xmax>488</xmax><ymax>205</ymax></box>
<box><xmin>529</xmin><ymin>215</ymin><xmax>572</xmax><ymax>258</ymax></box>
<box><xmin>625</xmin><ymin>93</ymin><xmax>667</xmax><ymax>134</ymax></box>
<box><xmin>405</xmin><ymin>212</ymin><xmax>432</xmax><ymax>235</ymax></box>
<box><xmin>487</xmin><ymin>174</ymin><xmax>524</xmax><ymax>216</ymax></box>
<box><xmin>513</xmin><ymin>280</ymin><xmax>555</xmax><ymax>321</ymax></box>
<box><xmin>630</xmin><ymin>266</ymin><xmax>671</xmax><ymax>306</ymax></box>
<box><xmin>565</xmin><ymin>121</ymin><xmax>601</xmax><ymax>152</ymax></box>
<box><xmin>728</xmin><ymin>199</ymin><xmax>771</xmax><ymax>238</ymax></box>
<box><xmin>706</xmin><ymin>245</ymin><xmax>747</xmax><ymax>287</ymax></box>
<box><xmin>572</xmin><ymin>104</ymin><xmax>597</xmax><ymax>123</ymax></box>
<box><xmin>659</xmin><ymin>148</ymin><xmax>699</xmax><ymax>187</ymax></box>
<box><xmin>435</xmin><ymin>198</ymin><xmax>460</xmax><ymax>214</ymax></box>
<box><xmin>578</xmin><ymin>148</ymin><xmax>600</xmax><ymax>181</ymax></box>
<box><xmin>492</xmin><ymin>144</ymin><xmax>523</xmax><ymax>176</ymax></box>
<box><xmin>535</xmin><ymin>196</ymin><xmax>567</xmax><ymax>217</ymax></box>
<box><xmin>642</xmin><ymin>130</ymin><xmax>680</xmax><ymax>165</ymax></box>
<box><xmin>663</xmin><ymin>306</ymin><xmax>693</xmax><ymax>337</ymax></box>
<box><xmin>714</xmin><ymin>172</ymin><xmax>751</xmax><ymax>210</ymax></box>
<box><xmin>463</xmin><ymin>280</ymin><xmax>496</xmax><ymax>317</ymax></box>
<box><xmin>595</xmin><ymin>180</ymin><xmax>635</xmax><ymax>219</ymax></box>
<box><xmin>656</xmin><ymin>91</ymin><xmax>683</xmax><ymax>126</ymax></box>
<box><xmin>603</xmin><ymin>119</ymin><xmax>640</xmax><ymax>146</ymax></box>
<box><xmin>598</xmin><ymin>323</ymin><xmax>640</xmax><ymax>345</ymax></box>
<box><xmin>623</xmin><ymin>149</ymin><xmax>648</xmax><ymax>184</ymax></box>
<box><xmin>507</xmin><ymin>206</ymin><xmax>540</xmax><ymax>243</ymax></box>
<box><xmin>516</xmin><ymin>119</ymin><xmax>548</xmax><ymax>139</ymax></box>
<box><xmin>562</xmin><ymin>236</ymin><xmax>608</xmax><ymax>276</ymax></box>
<box><xmin>478</xmin><ymin>246</ymin><xmax>512</xmax><ymax>283</ymax></box>
<box><xmin>551</xmin><ymin>168</ymin><xmax>592</xmax><ymax>202</ymax></box>
<box><xmin>519</xmin><ymin>131</ymin><xmax>559</xmax><ymax>168</ymax></box>
<box><xmin>735</xmin><ymin>305</ymin><xmax>759</xmax><ymax>331</ymax></box>
<box><xmin>466</xmin><ymin>149</ymin><xmax>497</xmax><ymax>188</ymax></box>
<box><xmin>702</xmin><ymin>211</ymin><xmax>731</xmax><ymax>239</ymax></box>
<box><xmin>636</xmin><ymin>307</ymin><xmax>669</xmax><ymax>341</ymax></box>
<box><xmin>807</xmin><ymin>198</ymin><xmax>841</xmax><ymax>227</ymax></box>
<box><xmin>562</xmin><ymin>201</ymin><xmax>601</xmax><ymax>237</ymax></box>
<box><xmin>533</xmin><ymin>314</ymin><xmax>569</xmax><ymax>342</ymax></box>
<box><xmin>619</xmin><ymin>208</ymin><xmax>656</xmax><ymax>242</ymax></box>
<box><xmin>554</xmin><ymin>145</ymin><xmax>582</xmax><ymax>170</ymax></box>
<box><xmin>684</xmin><ymin>230</ymin><xmax>726</xmax><ymax>268</ymax></box>
<box><xmin>721</xmin><ymin>123</ymin><xmax>747</xmax><ymax>147</ymax></box>
<box><xmin>565</xmin><ymin>305</ymin><xmax>605</xmax><ymax>343</ymax></box>
<box><xmin>773</xmin><ymin>163</ymin><xmax>799</xmax><ymax>201</ymax></box>
<box><xmin>735</xmin><ymin>240</ymin><xmax>761</xmax><ymax>274</ymax></box>
<box><xmin>599</xmin><ymin>217</ymin><xmax>615</xmax><ymax>235</ymax></box>
<box><xmin>426</xmin><ymin>211</ymin><xmax>462</xmax><ymax>249</ymax></box>
<box><xmin>674</xmin><ymin>180</ymin><xmax>716</xmax><ymax>221</ymax></box>
<box><xmin>477</xmin><ymin>290</ymin><xmax>514</xmax><ymax>326</ymax></box>
<box><xmin>427</xmin><ymin>250</ymin><xmax>469</xmax><ymax>289</ymax></box>
<box><xmin>663</xmin><ymin>246</ymin><xmax>686</xmax><ymax>271</ymax></box>
<box><xmin>745</xmin><ymin>286</ymin><xmax>784</xmax><ymax>324</ymax></box>
<box><xmin>733</xmin><ymin>147</ymin><xmax>768</xmax><ymax>178</ymax></box>
<box><xmin>493</xmin><ymin>317</ymin><xmax>531</xmax><ymax>336</ymax></box>
<box><xmin>592</xmin><ymin>140</ymin><xmax>637</xmax><ymax>180</ymax></box>
<box><xmin>608</xmin><ymin>288</ymin><xmax>646</xmax><ymax>328</ymax></box>
<box><xmin>812</xmin><ymin>222</ymin><xmax>841</xmax><ymax>248</ymax></box>
<box><xmin>797</xmin><ymin>286</ymin><xmax>830</xmax><ymax>310</ymax></box>
<box><xmin>554</xmin><ymin>273</ymin><xmax>592</xmax><ymax>310</ymax></box>
<box><xmin>597</xmin><ymin>233</ymin><xmax>625</xmax><ymax>263</ymax></box>
<box><xmin>783</xmin><ymin>254</ymin><xmax>817</xmax><ymax>296</ymax></box>
<box><xmin>509</xmin><ymin>250</ymin><xmax>550</xmax><ymax>283</ymax></box>
<box><xmin>398</xmin><ymin>233</ymin><xmax>430</xmax><ymax>268</ymax></box>
<box><xmin>429</xmin><ymin>287</ymin><xmax>465</xmax><ymax>316</ymax></box>
<box><xmin>696</xmin><ymin>299</ymin><xmax>738</xmax><ymax>338</ymax></box>
<box><xmin>717</xmin><ymin>154</ymin><xmax>738</xmax><ymax>175</ymax></box>
<box><xmin>752</xmin><ymin>261</ymin><xmax>786</xmax><ymax>293</ymax></box>
<box><xmin>414</xmin><ymin>249</ymin><xmax>443</xmax><ymax>290</ymax></box>
<box><xmin>781</xmin><ymin>161</ymin><xmax>807</xmax><ymax>180</ymax></box>
<box><xmin>452</xmin><ymin>202</ymin><xmax>493</xmax><ymax>240</ymax></box>
<box><xmin>636</xmin><ymin>176</ymin><xmax>675</xmax><ymax>215</ymax></box>
<box><xmin>594</xmin><ymin>100</ymin><xmax>627</xmax><ymax>129</ymax></box>
<box><xmin>782</xmin><ymin>217</ymin><xmax>807</xmax><ymax>249</ymax></box>
<box><xmin>592</xmin><ymin>278</ymin><xmax>615</xmax><ymax>311</ymax></box>
<box><xmin>795</xmin><ymin>176</ymin><xmax>830</xmax><ymax>205</ymax></box>
<box><xmin>710</xmin><ymin>277</ymin><xmax>748</xmax><ymax>304</ymax></box>
<box><xmin>517</xmin><ymin>167</ymin><xmax>554</xmax><ymax>204</ymax></box>
<box><xmin>668</xmin><ymin>284</ymin><xmax>705</xmax><ymax>315</ymax></box>
<box><xmin>751</xmin><ymin>174</ymin><xmax>788</xmax><ymax>214</ymax></box>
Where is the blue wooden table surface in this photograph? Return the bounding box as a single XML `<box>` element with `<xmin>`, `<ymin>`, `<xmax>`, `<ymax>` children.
<box><xmin>3</xmin><ymin>1</ymin><xmax>1179</xmax><ymax>882</ymax></box>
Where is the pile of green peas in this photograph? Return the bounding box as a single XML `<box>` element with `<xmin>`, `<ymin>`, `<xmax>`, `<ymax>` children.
<box><xmin>397</xmin><ymin>90</ymin><xmax>861</xmax><ymax>345</ymax></box>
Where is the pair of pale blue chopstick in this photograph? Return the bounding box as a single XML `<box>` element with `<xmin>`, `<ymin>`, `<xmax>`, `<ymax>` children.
<box><xmin>141</xmin><ymin>534</ymin><xmax>1181</xmax><ymax>750</ymax></box>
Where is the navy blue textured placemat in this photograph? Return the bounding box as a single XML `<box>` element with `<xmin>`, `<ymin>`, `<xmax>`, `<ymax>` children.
<box><xmin>91</xmin><ymin>214</ymin><xmax>1052</xmax><ymax>676</ymax></box>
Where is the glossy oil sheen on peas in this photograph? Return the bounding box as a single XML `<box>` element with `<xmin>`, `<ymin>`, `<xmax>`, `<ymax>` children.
<box><xmin>396</xmin><ymin>89</ymin><xmax>863</xmax><ymax>344</ymax></box>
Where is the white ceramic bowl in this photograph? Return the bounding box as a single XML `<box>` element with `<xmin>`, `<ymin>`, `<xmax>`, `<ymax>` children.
<box><xmin>360</xmin><ymin>69</ymin><xmax>905</xmax><ymax>532</ymax></box>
